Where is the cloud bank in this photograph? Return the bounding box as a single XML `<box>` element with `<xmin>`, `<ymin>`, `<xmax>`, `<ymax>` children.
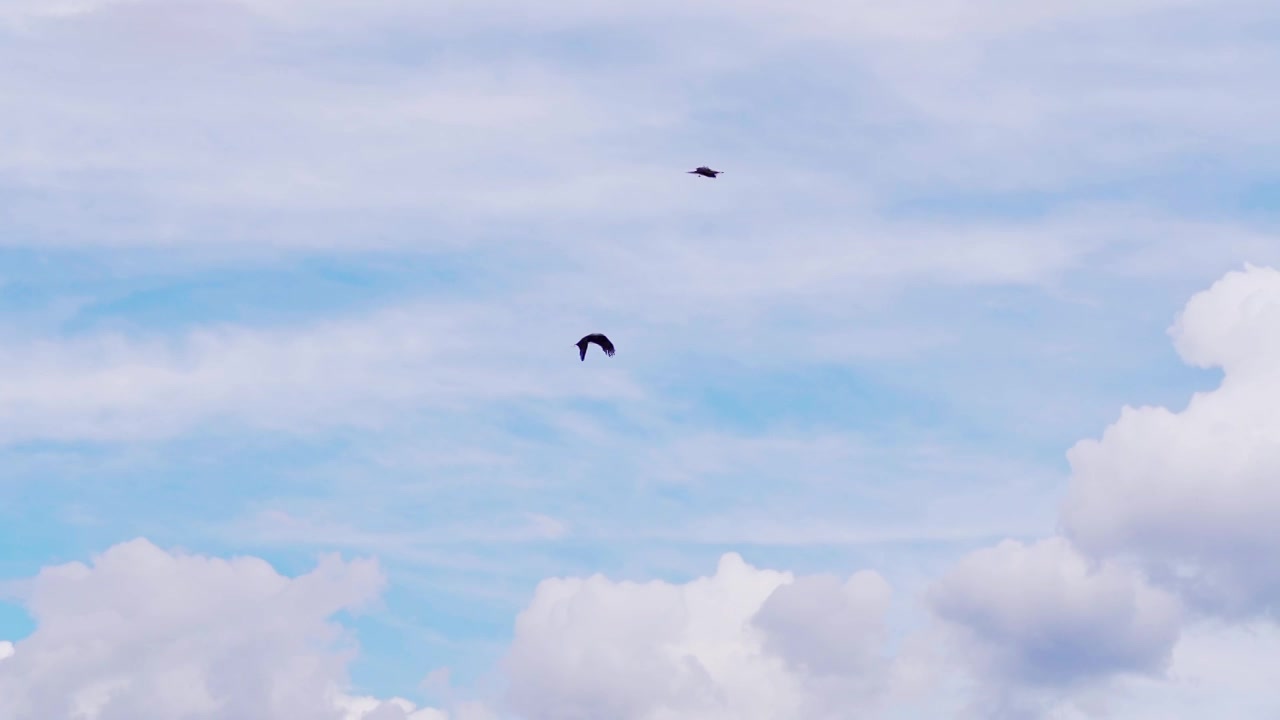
<box><xmin>3</xmin><ymin>0</ymin><xmax>1280</xmax><ymax>716</ymax></box>
<box><xmin>0</xmin><ymin>538</ymin><xmax>455</xmax><ymax>720</ymax></box>
<box><xmin>6</xmin><ymin>264</ymin><xmax>1280</xmax><ymax>718</ymax></box>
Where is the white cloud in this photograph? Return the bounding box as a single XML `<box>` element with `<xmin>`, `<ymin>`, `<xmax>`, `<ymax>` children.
<box><xmin>2</xmin><ymin>2</ymin><xmax>1279</xmax><ymax>718</ymax></box>
<box><xmin>5</xmin><ymin>511</ymin><xmax>1279</xmax><ymax>720</ymax></box>
<box><xmin>962</xmin><ymin>621</ymin><xmax>1280</xmax><ymax>719</ymax></box>
<box><xmin>1117</xmin><ymin>621</ymin><xmax>1280</xmax><ymax>719</ymax></box>
<box><xmin>891</xmin><ymin>264</ymin><xmax>1280</xmax><ymax>717</ymax></box>
<box><xmin>0</xmin><ymin>300</ymin><xmax>643</xmax><ymax>444</ymax></box>
<box><xmin>928</xmin><ymin>537</ymin><xmax>1181</xmax><ymax>717</ymax></box>
<box><xmin>337</xmin><ymin>694</ymin><xmax>450</xmax><ymax>720</ymax></box>
<box><xmin>753</xmin><ymin>571</ymin><xmax>891</xmax><ymax>678</ymax></box>
<box><xmin>0</xmin><ymin>0</ymin><xmax>1195</xmax><ymax>39</ymax></box>
<box><xmin>1168</xmin><ymin>263</ymin><xmax>1280</xmax><ymax>374</ymax></box>
<box><xmin>0</xmin><ymin>538</ymin><xmax>449</xmax><ymax>720</ymax></box>
<box><xmin>0</xmin><ymin>215</ymin><xmax>1117</xmax><ymax>447</ymax></box>
<box><xmin>1061</xmin><ymin>264</ymin><xmax>1280</xmax><ymax>617</ymax></box>
<box><xmin>502</xmin><ymin>552</ymin><xmax>899</xmax><ymax>720</ymax></box>
<box><xmin>1</xmin><ymin>0</ymin><xmax>1274</xmax><ymax>270</ymax></box>
<box><xmin>492</xmin><ymin>526</ymin><xmax>1280</xmax><ymax>720</ymax></box>
<box><xmin>0</xmin><ymin>539</ymin><xmax>468</xmax><ymax>720</ymax></box>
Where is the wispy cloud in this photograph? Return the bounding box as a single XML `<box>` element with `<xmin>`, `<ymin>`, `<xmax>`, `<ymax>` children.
<box><xmin>0</xmin><ymin>299</ymin><xmax>644</xmax><ymax>443</ymax></box>
<box><xmin>3</xmin><ymin>0</ymin><xmax>1280</xmax><ymax>715</ymax></box>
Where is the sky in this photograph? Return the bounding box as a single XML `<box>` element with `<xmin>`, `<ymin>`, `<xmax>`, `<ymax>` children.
<box><xmin>1</xmin><ymin>0</ymin><xmax>1279</xmax><ymax>718</ymax></box>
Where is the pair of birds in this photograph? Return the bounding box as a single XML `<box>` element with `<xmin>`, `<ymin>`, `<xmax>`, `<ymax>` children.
<box><xmin>576</xmin><ymin>165</ymin><xmax>721</xmax><ymax>362</ymax></box>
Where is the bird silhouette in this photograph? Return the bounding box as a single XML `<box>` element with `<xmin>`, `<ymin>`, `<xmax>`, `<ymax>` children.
<box><xmin>688</xmin><ymin>166</ymin><xmax>722</xmax><ymax>178</ymax></box>
<box><xmin>575</xmin><ymin>333</ymin><xmax>615</xmax><ymax>361</ymax></box>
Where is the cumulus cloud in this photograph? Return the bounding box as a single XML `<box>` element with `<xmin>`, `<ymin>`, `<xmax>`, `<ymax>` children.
<box><xmin>336</xmin><ymin>695</ymin><xmax>450</xmax><ymax>720</ymax></box>
<box><xmin>1120</xmin><ymin>621</ymin><xmax>1280</xmax><ymax>719</ymax></box>
<box><xmin>0</xmin><ymin>538</ymin><xmax>448</xmax><ymax>720</ymax></box>
<box><xmin>502</xmin><ymin>552</ymin><xmax>897</xmax><ymax>720</ymax></box>
<box><xmin>1061</xmin><ymin>264</ymin><xmax>1280</xmax><ymax>617</ymax></box>
<box><xmin>752</xmin><ymin>570</ymin><xmax>892</xmax><ymax>677</ymax></box>
<box><xmin>906</xmin><ymin>264</ymin><xmax>1280</xmax><ymax>716</ymax></box>
<box><xmin>928</xmin><ymin>537</ymin><xmax>1181</xmax><ymax>717</ymax></box>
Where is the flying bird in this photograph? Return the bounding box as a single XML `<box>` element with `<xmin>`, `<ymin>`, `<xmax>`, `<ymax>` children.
<box><xmin>687</xmin><ymin>166</ymin><xmax>722</xmax><ymax>178</ymax></box>
<box><xmin>575</xmin><ymin>333</ymin><xmax>615</xmax><ymax>361</ymax></box>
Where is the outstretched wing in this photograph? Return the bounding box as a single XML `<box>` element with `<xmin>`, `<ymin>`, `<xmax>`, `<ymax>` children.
<box><xmin>577</xmin><ymin>333</ymin><xmax>615</xmax><ymax>359</ymax></box>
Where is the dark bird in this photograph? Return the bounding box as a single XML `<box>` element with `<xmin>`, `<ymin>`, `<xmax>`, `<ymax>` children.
<box><xmin>575</xmin><ymin>333</ymin><xmax>615</xmax><ymax>361</ymax></box>
<box><xmin>687</xmin><ymin>166</ymin><xmax>722</xmax><ymax>178</ymax></box>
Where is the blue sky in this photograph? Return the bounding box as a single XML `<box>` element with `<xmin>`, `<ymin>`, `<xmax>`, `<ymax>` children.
<box><xmin>1</xmin><ymin>1</ymin><xmax>1279</xmax><ymax>718</ymax></box>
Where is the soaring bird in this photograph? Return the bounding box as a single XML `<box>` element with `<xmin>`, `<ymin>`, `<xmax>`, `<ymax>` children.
<box><xmin>688</xmin><ymin>166</ymin><xmax>722</xmax><ymax>178</ymax></box>
<box><xmin>575</xmin><ymin>333</ymin><xmax>615</xmax><ymax>361</ymax></box>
